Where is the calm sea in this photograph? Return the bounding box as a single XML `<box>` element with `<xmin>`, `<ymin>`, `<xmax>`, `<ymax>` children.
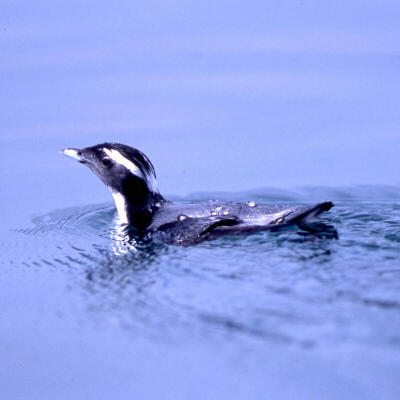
<box><xmin>1</xmin><ymin>182</ymin><xmax>400</xmax><ymax>399</ymax></box>
<box><xmin>1</xmin><ymin>0</ymin><xmax>400</xmax><ymax>398</ymax></box>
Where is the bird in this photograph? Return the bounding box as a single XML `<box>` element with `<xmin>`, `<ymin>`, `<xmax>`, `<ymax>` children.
<box><xmin>61</xmin><ymin>143</ymin><xmax>336</xmax><ymax>245</ymax></box>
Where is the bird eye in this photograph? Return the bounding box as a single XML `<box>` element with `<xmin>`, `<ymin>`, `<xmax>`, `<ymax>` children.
<box><xmin>102</xmin><ymin>158</ymin><xmax>111</xmax><ymax>167</ymax></box>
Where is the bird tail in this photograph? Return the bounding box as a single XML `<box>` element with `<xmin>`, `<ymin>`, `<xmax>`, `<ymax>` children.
<box><xmin>290</xmin><ymin>201</ymin><xmax>338</xmax><ymax>238</ymax></box>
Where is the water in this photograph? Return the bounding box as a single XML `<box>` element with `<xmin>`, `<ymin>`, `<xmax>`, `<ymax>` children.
<box><xmin>1</xmin><ymin>186</ymin><xmax>400</xmax><ymax>399</ymax></box>
<box><xmin>2</xmin><ymin>0</ymin><xmax>400</xmax><ymax>397</ymax></box>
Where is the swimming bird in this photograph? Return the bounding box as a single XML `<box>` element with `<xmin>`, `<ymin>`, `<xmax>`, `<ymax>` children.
<box><xmin>61</xmin><ymin>143</ymin><xmax>336</xmax><ymax>245</ymax></box>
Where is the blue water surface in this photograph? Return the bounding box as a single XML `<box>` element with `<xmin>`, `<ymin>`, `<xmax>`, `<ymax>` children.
<box><xmin>1</xmin><ymin>183</ymin><xmax>400</xmax><ymax>400</ymax></box>
<box><xmin>1</xmin><ymin>1</ymin><xmax>400</xmax><ymax>399</ymax></box>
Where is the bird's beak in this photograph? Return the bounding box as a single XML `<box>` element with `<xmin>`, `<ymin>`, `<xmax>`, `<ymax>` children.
<box><xmin>60</xmin><ymin>148</ymin><xmax>88</xmax><ymax>163</ymax></box>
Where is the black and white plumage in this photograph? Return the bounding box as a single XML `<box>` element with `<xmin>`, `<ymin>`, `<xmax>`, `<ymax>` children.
<box><xmin>61</xmin><ymin>143</ymin><xmax>336</xmax><ymax>245</ymax></box>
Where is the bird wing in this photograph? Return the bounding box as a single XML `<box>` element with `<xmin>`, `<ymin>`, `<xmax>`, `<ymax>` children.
<box><xmin>149</xmin><ymin>215</ymin><xmax>242</xmax><ymax>245</ymax></box>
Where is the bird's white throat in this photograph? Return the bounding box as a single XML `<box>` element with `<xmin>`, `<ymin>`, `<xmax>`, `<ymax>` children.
<box><xmin>111</xmin><ymin>192</ymin><xmax>129</xmax><ymax>224</ymax></box>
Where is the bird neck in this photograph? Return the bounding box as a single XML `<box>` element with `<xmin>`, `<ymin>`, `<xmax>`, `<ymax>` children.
<box><xmin>111</xmin><ymin>181</ymin><xmax>164</xmax><ymax>231</ymax></box>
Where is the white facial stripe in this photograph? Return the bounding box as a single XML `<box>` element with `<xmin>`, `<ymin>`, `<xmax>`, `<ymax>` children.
<box><xmin>103</xmin><ymin>147</ymin><xmax>160</xmax><ymax>194</ymax></box>
<box><xmin>146</xmin><ymin>173</ymin><xmax>159</xmax><ymax>194</ymax></box>
<box><xmin>103</xmin><ymin>148</ymin><xmax>145</xmax><ymax>180</ymax></box>
<box><xmin>112</xmin><ymin>192</ymin><xmax>129</xmax><ymax>224</ymax></box>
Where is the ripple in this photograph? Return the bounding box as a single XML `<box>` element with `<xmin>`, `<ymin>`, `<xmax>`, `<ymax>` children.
<box><xmin>2</xmin><ymin>190</ymin><xmax>400</xmax><ymax>349</ymax></box>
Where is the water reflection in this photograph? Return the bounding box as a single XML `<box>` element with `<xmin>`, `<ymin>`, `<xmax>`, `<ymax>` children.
<box><xmin>109</xmin><ymin>221</ymin><xmax>140</xmax><ymax>256</ymax></box>
<box><xmin>11</xmin><ymin>195</ymin><xmax>400</xmax><ymax>353</ymax></box>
